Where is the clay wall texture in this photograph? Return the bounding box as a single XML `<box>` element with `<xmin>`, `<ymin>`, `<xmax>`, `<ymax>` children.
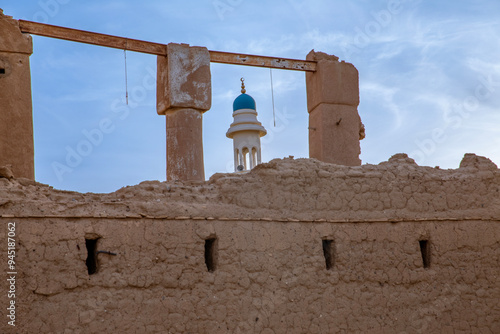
<box><xmin>0</xmin><ymin>11</ymin><xmax>34</xmax><ymax>180</ymax></box>
<box><xmin>306</xmin><ymin>51</ymin><xmax>364</xmax><ymax>166</ymax></box>
<box><xmin>1</xmin><ymin>154</ymin><xmax>499</xmax><ymax>333</ymax></box>
<box><xmin>157</xmin><ymin>43</ymin><xmax>211</xmax><ymax>182</ymax></box>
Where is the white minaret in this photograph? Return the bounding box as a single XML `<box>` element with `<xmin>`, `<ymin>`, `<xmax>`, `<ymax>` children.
<box><xmin>226</xmin><ymin>78</ymin><xmax>267</xmax><ymax>172</ymax></box>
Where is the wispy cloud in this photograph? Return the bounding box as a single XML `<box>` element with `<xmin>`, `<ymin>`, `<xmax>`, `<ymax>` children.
<box><xmin>7</xmin><ymin>0</ymin><xmax>500</xmax><ymax>191</ymax></box>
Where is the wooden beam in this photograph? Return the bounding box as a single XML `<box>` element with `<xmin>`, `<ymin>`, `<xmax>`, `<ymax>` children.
<box><xmin>209</xmin><ymin>50</ymin><xmax>316</xmax><ymax>71</ymax></box>
<box><xmin>18</xmin><ymin>20</ymin><xmax>167</xmax><ymax>55</ymax></box>
<box><xmin>18</xmin><ymin>20</ymin><xmax>316</xmax><ymax>72</ymax></box>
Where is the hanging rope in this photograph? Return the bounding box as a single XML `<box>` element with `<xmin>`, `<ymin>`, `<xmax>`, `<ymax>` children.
<box><xmin>270</xmin><ymin>68</ymin><xmax>276</xmax><ymax>127</ymax></box>
<box><xmin>124</xmin><ymin>48</ymin><xmax>129</xmax><ymax>105</ymax></box>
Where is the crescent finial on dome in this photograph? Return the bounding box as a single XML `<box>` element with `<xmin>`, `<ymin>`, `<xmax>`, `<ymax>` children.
<box><xmin>240</xmin><ymin>77</ymin><xmax>246</xmax><ymax>94</ymax></box>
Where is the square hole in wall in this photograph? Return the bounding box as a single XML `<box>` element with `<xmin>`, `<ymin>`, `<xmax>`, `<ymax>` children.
<box><xmin>204</xmin><ymin>238</ymin><xmax>218</xmax><ymax>272</ymax></box>
<box><xmin>419</xmin><ymin>240</ymin><xmax>430</xmax><ymax>269</ymax></box>
<box><xmin>322</xmin><ymin>239</ymin><xmax>335</xmax><ymax>270</ymax></box>
<box><xmin>0</xmin><ymin>68</ymin><xmax>5</xmax><ymax>74</ymax></box>
<box><xmin>85</xmin><ymin>238</ymin><xmax>99</xmax><ymax>275</ymax></box>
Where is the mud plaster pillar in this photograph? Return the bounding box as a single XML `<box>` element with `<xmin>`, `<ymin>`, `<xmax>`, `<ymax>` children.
<box><xmin>0</xmin><ymin>10</ymin><xmax>34</xmax><ymax>179</ymax></box>
<box><xmin>157</xmin><ymin>43</ymin><xmax>211</xmax><ymax>182</ymax></box>
<box><xmin>306</xmin><ymin>50</ymin><xmax>364</xmax><ymax>166</ymax></box>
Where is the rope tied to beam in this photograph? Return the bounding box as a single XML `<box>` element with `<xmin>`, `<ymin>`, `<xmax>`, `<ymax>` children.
<box><xmin>270</xmin><ymin>69</ymin><xmax>276</xmax><ymax>127</ymax></box>
<box><xmin>124</xmin><ymin>41</ymin><xmax>129</xmax><ymax>105</ymax></box>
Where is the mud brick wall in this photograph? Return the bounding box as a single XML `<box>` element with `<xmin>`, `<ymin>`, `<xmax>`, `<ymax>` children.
<box><xmin>0</xmin><ymin>153</ymin><xmax>499</xmax><ymax>333</ymax></box>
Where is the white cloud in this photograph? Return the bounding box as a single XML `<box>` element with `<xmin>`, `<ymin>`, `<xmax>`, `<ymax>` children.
<box><xmin>360</xmin><ymin>81</ymin><xmax>403</xmax><ymax>130</ymax></box>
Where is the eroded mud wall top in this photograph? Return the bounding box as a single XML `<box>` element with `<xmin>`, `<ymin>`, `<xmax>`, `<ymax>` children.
<box><xmin>1</xmin><ymin>153</ymin><xmax>498</xmax><ymax>222</ymax></box>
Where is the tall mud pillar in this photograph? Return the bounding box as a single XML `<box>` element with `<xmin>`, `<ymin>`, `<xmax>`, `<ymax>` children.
<box><xmin>306</xmin><ymin>50</ymin><xmax>364</xmax><ymax>166</ymax></box>
<box><xmin>0</xmin><ymin>10</ymin><xmax>34</xmax><ymax>179</ymax></box>
<box><xmin>157</xmin><ymin>43</ymin><xmax>211</xmax><ymax>182</ymax></box>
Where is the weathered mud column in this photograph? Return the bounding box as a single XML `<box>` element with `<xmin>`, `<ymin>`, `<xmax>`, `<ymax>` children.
<box><xmin>157</xmin><ymin>43</ymin><xmax>211</xmax><ymax>181</ymax></box>
<box><xmin>306</xmin><ymin>50</ymin><xmax>364</xmax><ymax>166</ymax></box>
<box><xmin>0</xmin><ymin>10</ymin><xmax>34</xmax><ymax>179</ymax></box>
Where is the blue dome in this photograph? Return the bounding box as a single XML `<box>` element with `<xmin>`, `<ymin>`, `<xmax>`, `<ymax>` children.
<box><xmin>233</xmin><ymin>93</ymin><xmax>256</xmax><ymax>111</ymax></box>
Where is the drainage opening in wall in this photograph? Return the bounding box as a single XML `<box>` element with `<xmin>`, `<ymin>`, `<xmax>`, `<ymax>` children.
<box><xmin>322</xmin><ymin>239</ymin><xmax>335</xmax><ymax>270</ymax></box>
<box><xmin>419</xmin><ymin>240</ymin><xmax>430</xmax><ymax>269</ymax></box>
<box><xmin>0</xmin><ymin>68</ymin><xmax>5</xmax><ymax>74</ymax></box>
<box><xmin>85</xmin><ymin>238</ymin><xmax>99</xmax><ymax>275</ymax></box>
<box><xmin>204</xmin><ymin>237</ymin><xmax>218</xmax><ymax>272</ymax></box>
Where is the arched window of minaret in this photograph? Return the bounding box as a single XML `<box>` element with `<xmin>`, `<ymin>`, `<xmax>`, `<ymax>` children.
<box><xmin>242</xmin><ymin>147</ymin><xmax>250</xmax><ymax>170</ymax></box>
<box><xmin>251</xmin><ymin>147</ymin><xmax>257</xmax><ymax>169</ymax></box>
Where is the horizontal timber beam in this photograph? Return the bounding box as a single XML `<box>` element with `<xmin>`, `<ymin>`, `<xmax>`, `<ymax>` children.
<box><xmin>18</xmin><ymin>20</ymin><xmax>317</xmax><ymax>72</ymax></box>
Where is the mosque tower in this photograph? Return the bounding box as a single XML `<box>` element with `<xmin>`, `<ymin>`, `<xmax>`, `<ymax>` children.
<box><xmin>226</xmin><ymin>78</ymin><xmax>267</xmax><ymax>172</ymax></box>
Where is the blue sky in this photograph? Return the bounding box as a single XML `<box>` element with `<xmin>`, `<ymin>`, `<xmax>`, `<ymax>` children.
<box><xmin>3</xmin><ymin>0</ymin><xmax>500</xmax><ymax>193</ymax></box>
